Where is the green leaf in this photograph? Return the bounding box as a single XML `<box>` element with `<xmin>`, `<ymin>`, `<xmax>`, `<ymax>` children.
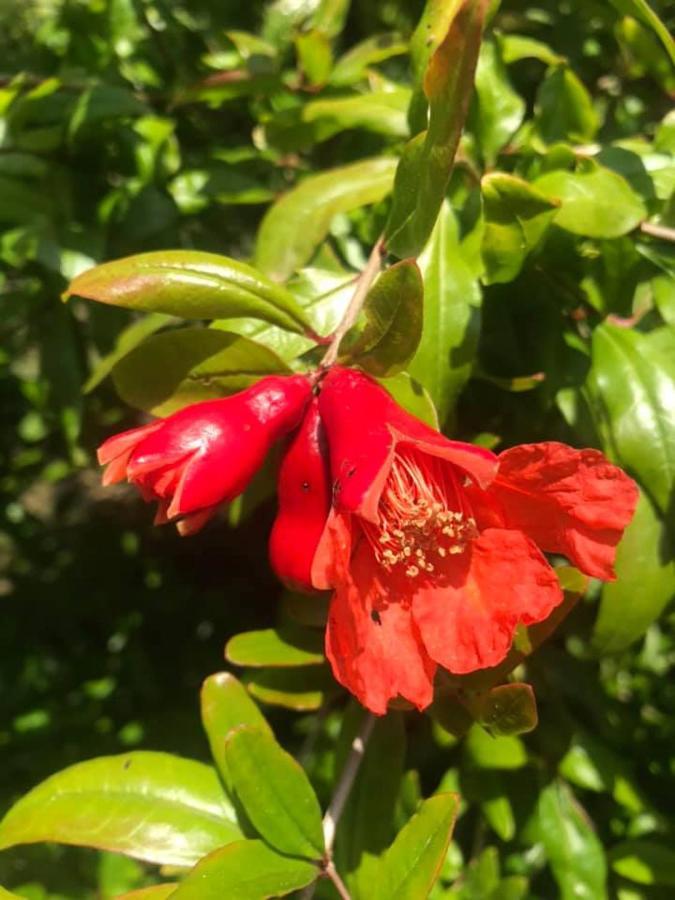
<box><xmin>224</xmin><ymin>726</ymin><xmax>324</xmax><ymax>859</ymax></box>
<box><xmin>467</xmin><ymin>683</ymin><xmax>538</xmax><ymax>737</ymax></box>
<box><xmin>255</xmin><ymin>157</ymin><xmax>397</xmax><ymax>281</ymax></box>
<box><xmin>498</xmin><ymin>33</ymin><xmax>564</xmax><ymax>66</ymax></box>
<box><xmin>84</xmin><ymin>312</ymin><xmax>175</xmax><ymax>393</ymax></box>
<box><xmin>609</xmin><ymin>840</ymin><xmax>675</xmax><ymax>886</ymax></box>
<box><xmin>481</xmin><ymin>173</ymin><xmax>559</xmax><ymax>284</ymax></box>
<box><xmin>335</xmin><ymin>711</ymin><xmax>406</xmax><ymax>899</ymax></box>
<box><xmin>460</xmin><ymin>769</ymin><xmax>516</xmax><ymax>842</ymax></box>
<box><xmin>65</xmin><ymin>251</ymin><xmax>312</xmax><ymax>334</ymax></box>
<box><xmin>295</xmin><ymin>29</ymin><xmax>333</xmax><ymax>86</ymax></box>
<box><xmin>535</xmin><ymin>66</ymin><xmax>599</xmax><ymax>144</ymax></box>
<box><xmin>407</xmin><ymin>202</ymin><xmax>481</xmax><ymax>425</ymax></box>
<box><xmin>245</xmin><ymin>666</ymin><xmax>337</xmax><ymax>711</ymax></box>
<box><xmin>583</xmin><ymin>324</ymin><xmax>674</xmax><ymax>513</ymax></box>
<box><xmin>559</xmin><ymin>732</ymin><xmax>645</xmax><ymax>813</ymax></box>
<box><xmin>608</xmin><ymin>0</ymin><xmax>675</xmax><ymax>64</ymax></box>
<box><xmin>226</xmin><ymin>627</ymin><xmax>325</xmax><ymax>667</ymax></box>
<box><xmin>345</xmin><ymin>260</ymin><xmax>423</xmax><ymax>376</ymax></box>
<box><xmin>592</xmin><ymin>491</ymin><xmax>674</xmax><ymax>654</ymax></box>
<box><xmin>376</xmin><ymin>793</ymin><xmax>459</xmax><ymax>900</ymax></box>
<box><xmin>469</xmin><ymin>40</ymin><xmax>525</xmax><ymax>164</ymax></box>
<box><xmin>0</xmin><ymin>752</ymin><xmax>242</xmax><ymax>867</ymax></box>
<box><xmin>331</xmin><ymin>33</ymin><xmax>408</xmax><ymax>85</ymax></box>
<box><xmin>378</xmin><ymin>372</ymin><xmax>439</xmax><ymax>428</ymax></box>
<box><xmin>111</xmin><ymin>328</ymin><xmax>289</xmax><ymax>416</ymax></box>
<box><xmin>464</xmin><ymin>726</ymin><xmax>528</xmax><ymax>770</ymax></box>
<box><xmin>538</xmin><ymin>780</ymin><xmax>608</xmax><ymax>900</ymax></box>
<box><xmin>301</xmin><ymin>90</ymin><xmax>410</xmax><ymax>140</ymax></box>
<box><xmin>116</xmin><ymin>887</ymin><xmax>178</xmax><ymax>900</ymax></box>
<box><xmin>200</xmin><ymin>673</ymin><xmax>272</xmax><ymax>794</ymax></box>
<box><xmin>170</xmin><ymin>839</ymin><xmax>318</xmax><ymax>899</ymax></box>
<box><xmin>534</xmin><ymin>163</ymin><xmax>646</xmax><ymax>239</ymax></box>
<box><xmin>385</xmin><ymin>0</ymin><xmax>489</xmax><ymax>258</ymax></box>
<box><xmin>0</xmin><ymin>888</ymin><xmax>21</xmax><ymax>899</ymax></box>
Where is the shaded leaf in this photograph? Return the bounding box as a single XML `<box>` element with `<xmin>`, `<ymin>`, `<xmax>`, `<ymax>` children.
<box><xmin>224</xmin><ymin>726</ymin><xmax>324</xmax><ymax>859</ymax></box>
<box><xmin>481</xmin><ymin>172</ymin><xmax>558</xmax><ymax>284</ymax></box>
<box><xmin>385</xmin><ymin>0</ymin><xmax>490</xmax><ymax>258</ymax></box>
<box><xmin>66</xmin><ymin>251</ymin><xmax>312</xmax><ymax>334</ymax></box>
<box><xmin>170</xmin><ymin>839</ymin><xmax>318</xmax><ymax>899</ymax></box>
<box><xmin>0</xmin><ymin>753</ymin><xmax>242</xmax><ymax>867</ymax></box>
<box><xmin>469</xmin><ymin>40</ymin><xmax>525</xmax><ymax>164</ymax></box>
<box><xmin>200</xmin><ymin>673</ymin><xmax>272</xmax><ymax>794</ymax></box>
<box><xmin>84</xmin><ymin>312</ymin><xmax>175</xmax><ymax>393</ymax></box>
<box><xmin>535</xmin><ymin>66</ymin><xmax>599</xmax><ymax>144</ymax></box>
<box><xmin>331</xmin><ymin>33</ymin><xmax>408</xmax><ymax>85</ymax></box>
<box><xmin>538</xmin><ymin>780</ymin><xmax>607</xmax><ymax>900</ymax></box>
<box><xmin>345</xmin><ymin>260</ymin><xmax>423</xmax><ymax>376</ymax></box>
<box><xmin>255</xmin><ymin>157</ymin><xmax>397</xmax><ymax>281</ymax></box>
<box><xmin>609</xmin><ymin>840</ymin><xmax>675</xmax><ymax>886</ymax></box>
<box><xmin>467</xmin><ymin>683</ymin><xmax>538</xmax><ymax>737</ymax></box>
<box><xmin>111</xmin><ymin>328</ymin><xmax>289</xmax><ymax>416</ymax></box>
<box><xmin>245</xmin><ymin>666</ymin><xmax>337</xmax><ymax>711</ymax></box>
<box><xmin>226</xmin><ymin>627</ymin><xmax>325</xmax><ymax>667</ymax></box>
<box><xmin>534</xmin><ymin>163</ymin><xmax>646</xmax><ymax>239</ymax></box>
<box><xmin>376</xmin><ymin>793</ymin><xmax>459</xmax><ymax>900</ymax></box>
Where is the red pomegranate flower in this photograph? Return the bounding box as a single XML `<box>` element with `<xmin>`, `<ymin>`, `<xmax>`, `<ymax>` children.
<box><xmin>269</xmin><ymin>397</ymin><xmax>331</xmax><ymax>593</ymax></box>
<box><xmin>308</xmin><ymin>367</ymin><xmax>638</xmax><ymax>715</ymax></box>
<box><xmin>98</xmin><ymin>374</ymin><xmax>312</xmax><ymax>535</ymax></box>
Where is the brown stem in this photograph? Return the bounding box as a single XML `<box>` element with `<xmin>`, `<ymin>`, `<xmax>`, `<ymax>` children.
<box><xmin>320</xmin><ymin>238</ymin><xmax>385</xmax><ymax>368</ymax></box>
<box><xmin>325</xmin><ymin>861</ymin><xmax>352</xmax><ymax>900</ymax></box>
<box><xmin>640</xmin><ymin>221</ymin><xmax>675</xmax><ymax>243</ymax></box>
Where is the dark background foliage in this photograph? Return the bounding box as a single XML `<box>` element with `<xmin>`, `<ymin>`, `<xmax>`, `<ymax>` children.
<box><xmin>0</xmin><ymin>0</ymin><xmax>673</xmax><ymax>897</ymax></box>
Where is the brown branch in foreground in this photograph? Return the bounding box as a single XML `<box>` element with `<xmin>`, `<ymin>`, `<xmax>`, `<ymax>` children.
<box><xmin>640</xmin><ymin>221</ymin><xmax>675</xmax><ymax>243</ymax></box>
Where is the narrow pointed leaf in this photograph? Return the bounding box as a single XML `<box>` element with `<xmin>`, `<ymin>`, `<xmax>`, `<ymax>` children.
<box><xmin>0</xmin><ymin>753</ymin><xmax>242</xmax><ymax>867</ymax></box>
<box><xmin>200</xmin><ymin>673</ymin><xmax>272</xmax><ymax>793</ymax></box>
<box><xmin>376</xmin><ymin>793</ymin><xmax>460</xmax><ymax>900</ymax></box>
<box><xmin>255</xmin><ymin>157</ymin><xmax>397</xmax><ymax>281</ymax></box>
<box><xmin>226</xmin><ymin>628</ymin><xmax>325</xmax><ymax>667</ymax></box>
<box><xmin>608</xmin><ymin>0</ymin><xmax>675</xmax><ymax>64</ymax></box>
<box><xmin>65</xmin><ymin>251</ymin><xmax>312</xmax><ymax>334</ymax></box>
<box><xmin>385</xmin><ymin>0</ymin><xmax>490</xmax><ymax>258</ymax></box>
<box><xmin>111</xmin><ymin>328</ymin><xmax>289</xmax><ymax>416</ymax></box>
<box><xmin>170</xmin><ymin>839</ymin><xmax>318</xmax><ymax>899</ymax></box>
<box><xmin>224</xmin><ymin>726</ymin><xmax>324</xmax><ymax>859</ymax></box>
<box><xmin>344</xmin><ymin>260</ymin><xmax>423</xmax><ymax>376</ymax></box>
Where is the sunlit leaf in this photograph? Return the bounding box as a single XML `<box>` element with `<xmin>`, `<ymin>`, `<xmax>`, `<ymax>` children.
<box><xmin>609</xmin><ymin>840</ymin><xmax>675</xmax><ymax>886</ymax></box>
<box><xmin>226</xmin><ymin>627</ymin><xmax>325</xmax><ymax>667</ymax></box>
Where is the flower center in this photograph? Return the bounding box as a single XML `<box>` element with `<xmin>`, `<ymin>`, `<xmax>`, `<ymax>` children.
<box><xmin>362</xmin><ymin>448</ymin><xmax>477</xmax><ymax>579</ymax></box>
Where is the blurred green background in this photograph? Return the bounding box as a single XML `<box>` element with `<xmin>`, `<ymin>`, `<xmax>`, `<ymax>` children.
<box><xmin>0</xmin><ymin>0</ymin><xmax>673</xmax><ymax>897</ymax></box>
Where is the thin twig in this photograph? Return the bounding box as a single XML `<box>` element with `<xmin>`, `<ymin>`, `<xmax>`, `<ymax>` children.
<box><xmin>320</xmin><ymin>238</ymin><xmax>385</xmax><ymax>368</ymax></box>
<box><xmin>640</xmin><ymin>221</ymin><xmax>675</xmax><ymax>243</ymax></box>
<box><xmin>299</xmin><ymin>711</ymin><xmax>377</xmax><ymax>900</ymax></box>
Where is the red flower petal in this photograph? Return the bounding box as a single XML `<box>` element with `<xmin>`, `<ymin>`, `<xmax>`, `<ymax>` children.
<box><xmin>322</xmin><ymin>511</ymin><xmax>436</xmax><ymax>714</ymax></box>
<box><xmin>318</xmin><ymin>367</ymin><xmax>496</xmax><ymax>521</ymax></box>
<box><xmin>413</xmin><ymin>528</ymin><xmax>563</xmax><ymax>674</ymax></box>
<box><xmin>269</xmin><ymin>399</ymin><xmax>331</xmax><ymax>593</ymax></box>
<box><xmin>490</xmin><ymin>442</ymin><xmax>639</xmax><ymax>579</ymax></box>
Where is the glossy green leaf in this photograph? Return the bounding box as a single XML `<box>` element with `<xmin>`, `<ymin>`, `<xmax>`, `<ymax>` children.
<box><xmin>116</xmin><ymin>887</ymin><xmax>178</xmax><ymax>900</ymax></box>
<box><xmin>469</xmin><ymin>683</ymin><xmax>538</xmax><ymax>737</ymax></box>
<box><xmin>481</xmin><ymin>173</ymin><xmax>559</xmax><ymax>284</ymax></box>
<box><xmin>408</xmin><ymin>202</ymin><xmax>481</xmax><ymax>425</ymax></box>
<box><xmin>376</xmin><ymin>793</ymin><xmax>459</xmax><ymax>900</ymax></box>
<box><xmin>385</xmin><ymin>0</ymin><xmax>489</xmax><ymax>258</ymax></box>
<box><xmin>245</xmin><ymin>666</ymin><xmax>336</xmax><ymax>711</ymax></box>
<box><xmin>84</xmin><ymin>312</ymin><xmax>175</xmax><ymax>393</ymax></box>
<box><xmin>592</xmin><ymin>491</ymin><xmax>674</xmax><ymax>654</ymax></box>
<box><xmin>65</xmin><ymin>251</ymin><xmax>312</xmax><ymax>334</ymax></box>
<box><xmin>469</xmin><ymin>40</ymin><xmax>525</xmax><ymax>164</ymax></box>
<box><xmin>331</xmin><ymin>33</ymin><xmax>408</xmax><ymax>85</ymax></box>
<box><xmin>200</xmin><ymin>673</ymin><xmax>272</xmax><ymax>793</ymax></box>
<box><xmin>345</xmin><ymin>260</ymin><xmax>423</xmax><ymax>376</ymax></box>
<box><xmin>335</xmin><ymin>711</ymin><xmax>406</xmax><ymax>899</ymax></box>
<box><xmin>535</xmin><ymin>66</ymin><xmax>599</xmax><ymax>144</ymax></box>
<box><xmin>379</xmin><ymin>372</ymin><xmax>438</xmax><ymax>428</ymax></box>
<box><xmin>538</xmin><ymin>781</ymin><xmax>607</xmax><ymax>900</ymax></box>
<box><xmin>170</xmin><ymin>839</ymin><xmax>318</xmax><ymax>899</ymax></box>
<box><xmin>609</xmin><ymin>840</ymin><xmax>675</xmax><ymax>886</ymax></box>
<box><xmin>226</xmin><ymin>627</ymin><xmax>325</xmax><ymax>667</ymax></box>
<box><xmin>0</xmin><ymin>752</ymin><xmax>242</xmax><ymax>867</ymax></box>
<box><xmin>111</xmin><ymin>328</ymin><xmax>289</xmax><ymax>416</ymax></box>
<box><xmin>534</xmin><ymin>163</ymin><xmax>646</xmax><ymax>238</ymax></box>
<box><xmin>608</xmin><ymin>0</ymin><xmax>675</xmax><ymax>64</ymax></box>
<box><xmin>584</xmin><ymin>324</ymin><xmax>674</xmax><ymax>513</ymax></box>
<box><xmin>255</xmin><ymin>157</ymin><xmax>397</xmax><ymax>281</ymax></box>
<box><xmin>224</xmin><ymin>726</ymin><xmax>324</xmax><ymax>859</ymax></box>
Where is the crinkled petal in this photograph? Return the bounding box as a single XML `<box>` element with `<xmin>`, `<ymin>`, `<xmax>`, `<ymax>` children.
<box><xmin>323</xmin><ymin>513</ymin><xmax>436</xmax><ymax>714</ymax></box>
<box><xmin>413</xmin><ymin>528</ymin><xmax>562</xmax><ymax>674</ymax></box>
<box><xmin>318</xmin><ymin>367</ymin><xmax>496</xmax><ymax>522</ymax></box>
<box><xmin>490</xmin><ymin>442</ymin><xmax>639</xmax><ymax>580</ymax></box>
